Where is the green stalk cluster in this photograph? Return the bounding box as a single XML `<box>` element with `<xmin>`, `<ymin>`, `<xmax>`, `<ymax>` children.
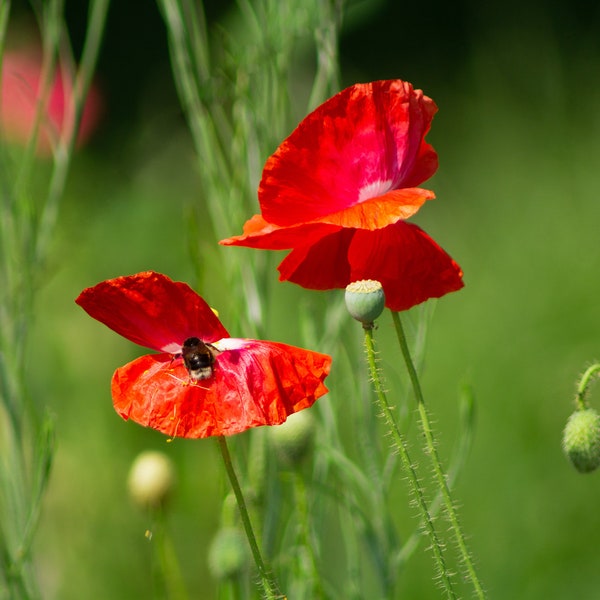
<box><xmin>0</xmin><ymin>2</ymin><xmax>109</xmax><ymax>597</ymax></box>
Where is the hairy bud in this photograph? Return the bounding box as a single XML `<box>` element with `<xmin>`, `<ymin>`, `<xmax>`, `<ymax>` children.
<box><xmin>127</xmin><ymin>450</ymin><xmax>176</xmax><ymax>508</ymax></box>
<box><xmin>563</xmin><ymin>408</ymin><xmax>600</xmax><ymax>473</ymax></box>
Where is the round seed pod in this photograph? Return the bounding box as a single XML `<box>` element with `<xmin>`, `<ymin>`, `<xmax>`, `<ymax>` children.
<box><xmin>345</xmin><ymin>280</ymin><xmax>385</xmax><ymax>325</ymax></box>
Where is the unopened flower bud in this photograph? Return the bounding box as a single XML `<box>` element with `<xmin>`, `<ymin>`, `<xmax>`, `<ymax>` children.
<box><xmin>563</xmin><ymin>408</ymin><xmax>600</xmax><ymax>473</ymax></box>
<box><xmin>269</xmin><ymin>410</ymin><xmax>316</xmax><ymax>466</ymax></box>
<box><xmin>345</xmin><ymin>280</ymin><xmax>385</xmax><ymax>326</ymax></box>
<box><xmin>208</xmin><ymin>527</ymin><xmax>248</xmax><ymax>580</ymax></box>
<box><xmin>127</xmin><ymin>450</ymin><xmax>176</xmax><ymax>509</ymax></box>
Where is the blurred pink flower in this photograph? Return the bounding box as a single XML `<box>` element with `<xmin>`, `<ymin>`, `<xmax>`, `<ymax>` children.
<box><xmin>1</xmin><ymin>50</ymin><xmax>102</xmax><ymax>155</ymax></box>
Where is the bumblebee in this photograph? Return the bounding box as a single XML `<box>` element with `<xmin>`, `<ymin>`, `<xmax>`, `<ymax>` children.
<box><xmin>181</xmin><ymin>337</ymin><xmax>218</xmax><ymax>381</ymax></box>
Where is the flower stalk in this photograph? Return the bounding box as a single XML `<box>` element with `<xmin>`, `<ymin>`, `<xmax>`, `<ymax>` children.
<box><xmin>391</xmin><ymin>310</ymin><xmax>486</xmax><ymax>599</ymax></box>
<box><xmin>575</xmin><ymin>363</ymin><xmax>600</xmax><ymax>411</ymax></box>
<box><xmin>362</xmin><ymin>324</ymin><xmax>456</xmax><ymax>599</ymax></box>
<box><xmin>217</xmin><ymin>436</ymin><xmax>283</xmax><ymax>600</ymax></box>
<box><xmin>150</xmin><ymin>511</ymin><xmax>189</xmax><ymax>600</ymax></box>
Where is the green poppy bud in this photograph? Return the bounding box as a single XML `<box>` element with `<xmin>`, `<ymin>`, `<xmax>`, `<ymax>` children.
<box><xmin>563</xmin><ymin>408</ymin><xmax>600</xmax><ymax>473</ymax></box>
<box><xmin>345</xmin><ymin>280</ymin><xmax>385</xmax><ymax>326</ymax></box>
<box><xmin>269</xmin><ymin>410</ymin><xmax>315</xmax><ymax>467</ymax></box>
<box><xmin>208</xmin><ymin>527</ymin><xmax>248</xmax><ymax>580</ymax></box>
<box><xmin>127</xmin><ymin>450</ymin><xmax>176</xmax><ymax>509</ymax></box>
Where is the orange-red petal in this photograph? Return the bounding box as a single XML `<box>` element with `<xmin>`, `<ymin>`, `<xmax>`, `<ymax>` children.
<box><xmin>317</xmin><ymin>187</ymin><xmax>435</xmax><ymax>229</ymax></box>
<box><xmin>76</xmin><ymin>271</ymin><xmax>229</xmax><ymax>354</ymax></box>
<box><xmin>111</xmin><ymin>340</ymin><xmax>331</xmax><ymax>439</ymax></box>
<box><xmin>219</xmin><ymin>214</ymin><xmax>341</xmax><ymax>249</ymax></box>
<box><xmin>220</xmin><ymin>186</ymin><xmax>433</xmax><ymax>250</ymax></box>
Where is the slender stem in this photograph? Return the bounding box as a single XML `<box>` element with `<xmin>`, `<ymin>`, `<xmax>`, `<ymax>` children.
<box><xmin>36</xmin><ymin>0</ymin><xmax>110</xmax><ymax>263</ymax></box>
<box><xmin>391</xmin><ymin>310</ymin><xmax>486</xmax><ymax>599</ymax></box>
<box><xmin>575</xmin><ymin>364</ymin><xmax>600</xmax><ymax>411</ymax></box>
<box><xmin>307</xmin><ymin>0</ymin><xmax>342</xmax><ymax>110</ymax></box>
<box><xmin>152</xmin><ymin>509</ymin><xmax>189</xmax><ymax>600</ymax></box>
<box><xmin>15</xmin><ymin>0</ymin><xmax>62</xmax><ymax>197</ymax></box>
<box><xmin>217</xmin><ymin>436</ymin><xmax>283</xmax><ymax>600</ymax></box>
<box><xmin>362</xmin><ymin>326</ymin><xmax>456</xmax><ymax>599</ymax></box>
<box><xmin>292</xmin><ymin>471</ymin><xmax>325</xmax><ymax>599</ymax></box>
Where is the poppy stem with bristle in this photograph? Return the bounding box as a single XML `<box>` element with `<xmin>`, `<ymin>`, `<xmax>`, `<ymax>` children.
<box><xmin>362</xmin><ymin>326</ymin><xmax>456</xmax><ymax>599</ymax></box>
<box><xmin>391</xmin><ymin>310</ymin><xmax>486</xmax><ymax>599</ymax></box>
<box><xmin>216</xmin><ymin>436</ymin><xmax>282</xmax><ymax>599</ymax></box>
<box><xmin>575</xmin><ymin>363</ymin><xmax>600</xmax><ymax>411</ymax></box>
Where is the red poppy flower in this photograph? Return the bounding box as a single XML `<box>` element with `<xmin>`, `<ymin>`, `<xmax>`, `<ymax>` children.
<box><xmin>220</xmin><ymin>79</ymin><xmax>463</xmax><ymax>311</ymax></box>
<box><xmin>75</xmin><ymin>271</ymin><xmax>331</xmax><ymax>439</ymax></box>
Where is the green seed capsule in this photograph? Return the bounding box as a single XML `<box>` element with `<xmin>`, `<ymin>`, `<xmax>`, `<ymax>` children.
<box><xmin>345</xmin><ymin>280</ymin><xmax>385</xmax><ymax>325</ymax></box>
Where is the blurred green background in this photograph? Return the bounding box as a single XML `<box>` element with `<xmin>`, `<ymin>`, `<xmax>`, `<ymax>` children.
<box><xmin>8</xmin><ymin>0</ymin><xmax>600</xmax><ymax>597</ymax></box>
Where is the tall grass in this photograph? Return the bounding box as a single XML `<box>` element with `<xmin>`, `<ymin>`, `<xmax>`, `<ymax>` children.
<box><xmin>0</xmin><ymin>1</ymin><xmax>108</xmax><ymax>597</ymax></box>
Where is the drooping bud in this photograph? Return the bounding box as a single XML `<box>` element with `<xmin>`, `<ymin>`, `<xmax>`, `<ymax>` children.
<box><xmin>563</xmin><ymin>408</ymin><xmax>600</xmax><ymax>473</ymax></box>
<box><xmin>345</xmin><ymin>280</ymin><xmax>385</xmax><ymax>326</ymax></box>
<box><xmin>268</xmin><ymin>410</ymin><xmax>316</xmax><ymax>467</ymax></box>
<box><xmin>208</xmin><ymin>527</ymin><xmax>248</xmax><ymax>580</ymax></box>
<box><xmin>127</xmin><ymin>450</ymin><xmax>176</xmax><ymax>509</ymax></box>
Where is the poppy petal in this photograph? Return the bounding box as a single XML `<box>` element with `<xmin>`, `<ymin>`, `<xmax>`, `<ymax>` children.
<box><xmin>111</xmin><ymin>341</ymin><xmax>331</xmax><ymax>438</ymax></box>
<box><xmin>277</xmin><ymin>229</ymin><xmax>354</xmax><ymax>289</ymax></box>
<box><xmin>348</xmin><ymin>222</ymin><xmax>464</xmax><ymax>311</ymax></box>
<box><xmin>259</xmin><ymin>80</ymin><xmax>438</xmax><ymax>227</ymax></box>
<box><xmin>76</xmin><ymin>271</ymin><xmax>230</xmax><ymax>354</ymax></box>
<box><xmin>318</xmin><ymin>187</ymin><xmax>435</xmax><ymax>229</ymax></box>
<box><xmin>219</xmin><ymin>214</ymin><xmax>341</xmax><ymax>250</ymax></box>
<box><xmin>276</xmin><ymin>222</ymin><xmax>463</xmax><ymax>311</ymax></box>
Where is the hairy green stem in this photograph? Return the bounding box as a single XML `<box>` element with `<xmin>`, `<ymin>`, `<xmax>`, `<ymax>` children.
<box><xmin>575</xmin><ymin>363</ymin><xmax>600</xmax><ymax>411</ymax></box>
<box><xmin>217</xmin><ymin>437</ymin><xmax>283</xmax><ymax>600</ymax></box>
<box><xmin>362</xmin><ymin>326</ymin><xmax>456</xmax><ymax>599</ymax></box>
<box><xmin>391</xmin><ymin>310</ymin><xmax>486</xmax><ymax>599</ymax></box>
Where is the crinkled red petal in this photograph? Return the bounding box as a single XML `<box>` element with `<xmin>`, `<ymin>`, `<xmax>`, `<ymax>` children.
<box><xmin>111</xmin><ymin>341</ymin><xmax>331</xmax><ymax>439</ymax></box>
<box><xmin>259</xmin><ymin>80</ymin><xmax>438</xmax><ymax>227</ymax></box>
<box><xmin>278</xmin><ymin>222</ymin><xmax>463</xmax><ymax>311</ymax></box>
<box><xmin>76</xmin><ymin>271</ymin><xmax>229</xmax><ymax>354</ymax></box>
